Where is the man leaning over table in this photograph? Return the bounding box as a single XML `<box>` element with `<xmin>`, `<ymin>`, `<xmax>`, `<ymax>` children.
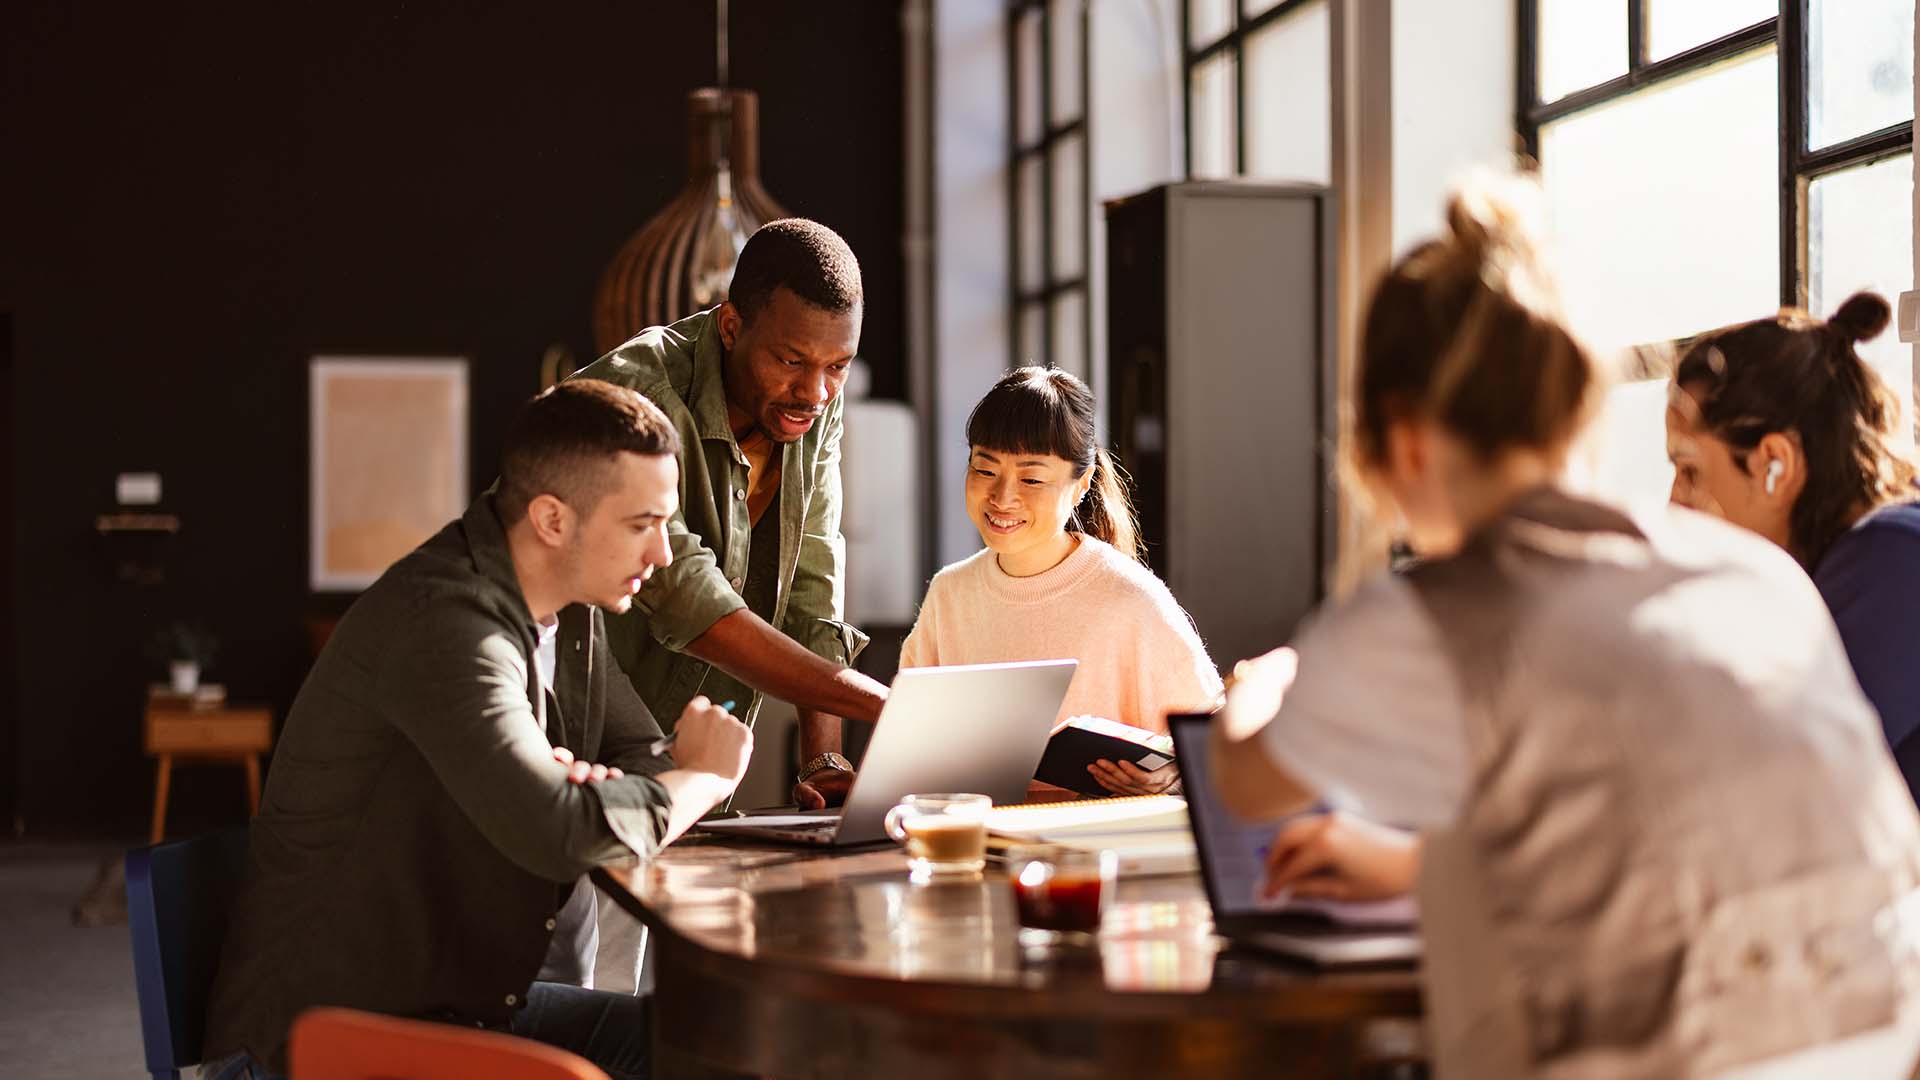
<box><xmin>570</xmin><ymin>217</ymin><xmax>887</xmax><ymax>810</ymax></box>
<box><xmin>201</xmin><ymin>381</ymin><xmax>753</xmax><ymax>1080</ymax></box>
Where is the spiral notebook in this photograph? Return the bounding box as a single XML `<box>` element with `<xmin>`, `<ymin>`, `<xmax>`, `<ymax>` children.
<box><xmin>985</xmin><ymin>794</ymin><xmax>1197</xmax><ymax>876</ymax></box>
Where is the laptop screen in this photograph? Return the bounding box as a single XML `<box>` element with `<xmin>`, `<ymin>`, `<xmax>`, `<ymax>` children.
<box><xmin>1167</xmin><ymin>712</ymin><xmax>1299</xmax><ymax>919</ymax></box>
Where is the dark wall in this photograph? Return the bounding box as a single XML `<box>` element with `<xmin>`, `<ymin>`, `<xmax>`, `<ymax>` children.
<box><xmin>1</xmin><ymin>315</ymin><xmax>13</xmax><ymax>832</ymax></box>
<box><xmin>0</xmin><ymin>2</ymin><xmax>905</xmax><ymax>832</ymax></box>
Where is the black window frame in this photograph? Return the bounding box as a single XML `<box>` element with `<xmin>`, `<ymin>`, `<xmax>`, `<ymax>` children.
<box><xmin>1006</xmin><ymin>0</ymin><xmax>1093</xmax><ymax>375</ymax></box>
<box><xmin>1517</xmin><ymin>0</ymin><xmax>1914</xmax><ymax>317</ymax></box>
<box><xmin>1179</xmin><ymin>0</ymin><xmax>1324</xmax><ymax>177</ymax></box>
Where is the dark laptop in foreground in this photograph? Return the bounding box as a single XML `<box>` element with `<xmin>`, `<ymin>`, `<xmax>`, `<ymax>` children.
<box><xmin>1167</xmin><ymin>712</ymin><xmax>1422</xmax><ymax>969</ymax></box>
<box><xmin>698</xmin><ymin>659</ymin><xmax>1078</xmax><ymax>847</ymax></box>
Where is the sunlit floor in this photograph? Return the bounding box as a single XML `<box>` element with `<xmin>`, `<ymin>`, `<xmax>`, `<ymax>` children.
<box><xmin>0</xmin><ymin>841</ymin><xmax>147</xmax><ymax>1079</ymax></box>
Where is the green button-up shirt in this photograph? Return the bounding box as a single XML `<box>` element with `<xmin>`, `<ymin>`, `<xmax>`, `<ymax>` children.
<box><xmin>571</xmin><ymin>307</ymin><xmax>868</xmax><ymax>729</ymax></box>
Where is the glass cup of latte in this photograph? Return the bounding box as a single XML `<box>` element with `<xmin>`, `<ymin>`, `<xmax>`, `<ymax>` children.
<box><xmin>883</xmin><ymin>793</ymin><xmax>992</xmax><ymax>883</ymax></box>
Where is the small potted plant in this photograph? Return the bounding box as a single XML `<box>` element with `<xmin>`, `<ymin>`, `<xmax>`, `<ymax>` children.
<box><xmin>148</xmin><ymin>621</ymin><xmax>220</xmax><ymax>695</ymax></box>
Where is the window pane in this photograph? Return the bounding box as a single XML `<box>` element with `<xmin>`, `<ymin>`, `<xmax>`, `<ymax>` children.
<box><xmin>1574</xmin><ymin>379</ymin><xmax>1679</xmax><ymax>515</ymax></box>
<box><xmin>1645</xmin><ymin>0</ymin><xmax>1775</xmax><ymax>63</ymax></box>
<box><xmin>1537</xmin><ymin>0</ymin><xmax>1628</xmax><ymax>103</ymax></box>
<box><xmin>1540</xmin><ymin>48</ymin><xmax>1779</xmax><ymax>349</ymax></box>
<box><xmin>1809</xmin><ymin>0</ymin><xmax>1915</xmax><ymax>147</ymax></box>
<box><xmin>1016</xmin><ymin>9</ymin><xmax>1043</xmax><ymax>147</ymax></box>
<box><xmin>1810</xmin><ymin>154</ymin><xmax>1915</xmax><ymax>395</ymax></box>
<box><xmin>1051</xmin><ymin>133</ymin><xmax>1086</xmax><ymax>279</ymax></box>
<box><xmin>1190</xmin><ymin>0</ymin><xmax>1233</xmax><ymax>50</ymax></box>
<box><xmin>1190</xmin><ymin>53</ymin><xmax>1237</xmax><ymax>178</ymax></box>
<box><xmin>1049</xmin><ymin>0</ymin><xmax>1083</xmax><ymax>126</ymax></box>
<box><xmin>1018</xmin><ymin>302</ymin><xmax>1046</xmax><ymax>367</ymax></box>
<box><xmin>1017</xmin><ymin>156</ymin><xmax>1044</xmax><ymax>292</ymax></box>
<box><xmin>1244</xmin><ymin>0</ymin><xmax>1331</xmax><ymax>183</ymax></box>
<box><xmin>1051</xmin><ymin>289</ymin><xmax>1088</xmax><ymax>379</ymax></box>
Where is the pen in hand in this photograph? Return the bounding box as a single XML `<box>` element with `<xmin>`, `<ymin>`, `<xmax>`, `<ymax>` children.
<box><xmin>646</xmin><ymin>700</ymin><xmax>735</xmax><ymax>756</ymax></box>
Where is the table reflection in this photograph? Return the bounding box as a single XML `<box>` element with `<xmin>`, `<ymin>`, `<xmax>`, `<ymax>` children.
<box><xmin>593</xmin><ymin>837</ymin><xmax>1424</xmax><ymax>1080</ymax></box>
<box><xmin>606</xmin><ymin>838</ymin><xmax>1238</xmax><ymax>993</ymax></box>
<box><xmin>877</xmin><ymin>878</ymin><xmax>1004</xmax><ymax>979</ymax></box>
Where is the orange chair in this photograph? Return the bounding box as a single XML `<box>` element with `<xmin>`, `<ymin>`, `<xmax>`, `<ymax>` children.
<box><xmin>288</xmin><ymin>1007</ymin><xmax>611</xmax><ymax>1080</ymax></box>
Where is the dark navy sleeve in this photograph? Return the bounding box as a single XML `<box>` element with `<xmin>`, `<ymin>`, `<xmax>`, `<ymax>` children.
<box><xmin>1813</xmin><ymin>510</ymin><xmax>1920</xmax><ymax>756</ymax></box>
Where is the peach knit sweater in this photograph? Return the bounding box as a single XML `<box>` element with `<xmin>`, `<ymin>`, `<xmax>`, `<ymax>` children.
<box><xmin>898</xmin><ymin>536</ymin><xmax>1223</xmax><ymax>733</ymax></box>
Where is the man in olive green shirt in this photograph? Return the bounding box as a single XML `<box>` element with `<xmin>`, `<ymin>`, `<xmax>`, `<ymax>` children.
<box><xmin>202</xmin><ymin>382</ymin><xmax>752</xmax><ymax>1079</ymax></box>
<box><xmin>573</xmin><ymin>219</ymin><xmax>887</xmax><ymax>808</ymax></box>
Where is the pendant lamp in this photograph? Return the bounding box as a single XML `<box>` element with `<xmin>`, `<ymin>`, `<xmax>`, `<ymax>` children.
<box><xmin>592</xmin><ymin>1</ymin><xmax>786</xmax><ymax>352</ymax></box>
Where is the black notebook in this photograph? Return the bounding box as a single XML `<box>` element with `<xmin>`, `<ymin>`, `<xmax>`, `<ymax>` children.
<box><xmin>1032</xmin><ymin>717</ymin><xmax>1177</xmax><ymax>797</ymax></box>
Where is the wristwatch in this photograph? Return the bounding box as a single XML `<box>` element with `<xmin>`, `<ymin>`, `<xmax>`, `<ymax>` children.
<box><xmin>797</xmin><ymin>751</ymin><xmax>854</xmax><ymax>783</ymax></box>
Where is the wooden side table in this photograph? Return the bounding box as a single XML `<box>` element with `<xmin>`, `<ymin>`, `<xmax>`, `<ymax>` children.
<box><xmin>143</xmin><ymin>693</ymin><xmax>274</xmax><ymax>844</ymax></box>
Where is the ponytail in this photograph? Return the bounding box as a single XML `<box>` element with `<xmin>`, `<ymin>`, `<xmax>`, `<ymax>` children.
<box><xmin>1076</xmin><ymin>448</ymin><xmax>1144</xmax><ymax>564</ymax></box>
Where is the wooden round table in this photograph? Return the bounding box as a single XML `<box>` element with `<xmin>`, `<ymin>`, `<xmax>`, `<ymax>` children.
<box><xmin>594</xmin><ymin>839</ymin><xmax>1423</xmax><ymax>1079</ymax></box>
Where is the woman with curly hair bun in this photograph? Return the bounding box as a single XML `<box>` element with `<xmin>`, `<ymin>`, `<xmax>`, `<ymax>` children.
<box><xmin>1667</xmin><ymin>291</ymin><xmax>1920</xmax><ymax>804</ymax></box>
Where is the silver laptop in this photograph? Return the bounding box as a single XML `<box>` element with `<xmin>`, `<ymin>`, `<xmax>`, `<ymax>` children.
<box><xmin>698</xmin><ymin>659</ymin><xmax>1077</xmax><ymax>846</ymax></box>
<box><xmin>1168</xmin><ymin>712</ymin><xmax>1421</xmax><ymax>968</ymax></box>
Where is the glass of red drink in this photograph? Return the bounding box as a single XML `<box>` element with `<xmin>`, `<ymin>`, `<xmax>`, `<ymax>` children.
<box><xmin>1009</xmin><ymin>845</ymin><xmax>1117</xmax><ymax>946</ymax></box>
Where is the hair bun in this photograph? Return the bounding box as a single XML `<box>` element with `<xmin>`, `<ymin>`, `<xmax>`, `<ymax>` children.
<box><xmin>1831</xmin><ymin>291</ymin><xmax>1892</xmax><ymax>344</ymax></box>
<box><xmin>1442</xmin><ymin>171</ymin><xmax>1548</xmax><ymax>268</ymax></box>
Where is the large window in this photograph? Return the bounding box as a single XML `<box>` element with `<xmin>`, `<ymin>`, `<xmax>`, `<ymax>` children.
<box><xmin>1008</xmin><ymin>0</ymin><xmax>1335</xmax><ymax>376</ymax></box>
<box><xmin>1521</xmin><ymin>0</ymin><xmax>1915</xmax><ymax>372</ymax></box>
<box><xmin>1183</xmin><ymin>0</ymin><xmax>1331</xmax><ymax>182</ymax></box>
<box><xmin>1008</xmin><ymin>0</ymin><xmax>1092</xmax><ymax>376</ymax></box>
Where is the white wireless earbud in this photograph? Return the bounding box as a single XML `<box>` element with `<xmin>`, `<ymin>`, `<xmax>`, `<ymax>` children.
<box><xmin>1765</xmin><ymin>459</ymin><xmax>1784</xmax><ymax>494</ymax></box>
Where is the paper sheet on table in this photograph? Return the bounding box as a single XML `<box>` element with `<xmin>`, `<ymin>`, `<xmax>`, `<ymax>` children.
<box><xmin>699</xmin><ymin>814</ymin><xmax>838</xmax><ymax>830</ymax></box>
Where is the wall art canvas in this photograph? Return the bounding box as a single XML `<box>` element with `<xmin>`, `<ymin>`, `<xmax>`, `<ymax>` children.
<box><xmin>310</xmin><ymin>356</ymin><xmax>468</xmax><ymax>591</ymax></box>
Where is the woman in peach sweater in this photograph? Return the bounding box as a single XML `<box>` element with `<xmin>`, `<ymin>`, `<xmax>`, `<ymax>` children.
<box><xmin>899</xmin><ymin>367</ymin><xmax>1222</xmax><ymax>795</ymax></box>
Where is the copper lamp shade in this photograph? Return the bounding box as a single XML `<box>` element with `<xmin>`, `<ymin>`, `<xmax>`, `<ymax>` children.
<box><xmin>592</xmin><ymin>89</ymin><xmax>787</xmax><ymax>353</ymax></box>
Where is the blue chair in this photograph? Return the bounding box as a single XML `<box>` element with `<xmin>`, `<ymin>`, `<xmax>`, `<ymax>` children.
<box><xmin>126</xmin><ymin>827</ymin><xmax>250</xmax><ymax>1080</ymax></box>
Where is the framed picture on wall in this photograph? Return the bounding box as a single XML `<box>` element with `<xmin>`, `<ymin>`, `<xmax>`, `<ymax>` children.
<box><xmin>309</xmin><ymin>356</ymin><xmax>469</xmax><ymax>592</ymax></box>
